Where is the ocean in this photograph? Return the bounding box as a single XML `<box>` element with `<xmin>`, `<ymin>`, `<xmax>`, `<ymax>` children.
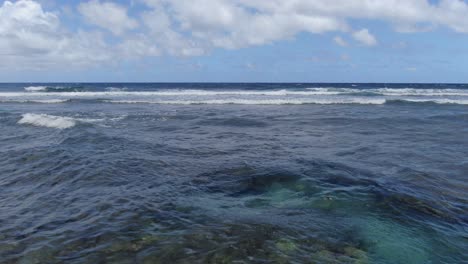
<box><xmin>0</xmin><ymin>83</ymin><xmax>467</xmax><ymax>263</ymax></box>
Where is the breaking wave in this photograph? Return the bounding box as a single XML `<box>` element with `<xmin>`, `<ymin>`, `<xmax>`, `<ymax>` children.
<box><xmin>0</xmin><ymin>99</ymin><xmax>70</xmax><ymax>104</ymax></box>
<box><xmin>387</xmin><ymin>98</ymin><xmax>468</xmax><ymax>105</ymax></box>
<box><xmin>2</xmin><ymin>88</ymin><xmax>467</xmax><ymax>105</ymax></box>
<box><xmin>105</xmin><ymin>98</ymin><xmax>387</xmax><ymax>105</ymax></box>
<box><xmin>17</xmin><ymin>113</ymin><xmax>105</xmax><ymax>129</ymax></box>
<box><xmin>15</xmin><ymin>88</ymin><xmax>468</xmax><ymax>97</ymax></box>
<box><xmin>18</xmin><ymin>114</ymin><xmax>77</xmax><ymax>129</ymax></box>
<box><xmin>24</xmin><ymin>86</ymin><xmax>48</xmax><ymax>92</ymax></box>
<box><xmin>24</xmin><ymin>86</ymin><xmax>86</xmax><ymax>92</ymax></box>
<box><xmin>105</xmin><ymin>87</ymin><xmax>128</xmax><ymax>92</ymax></box>
<box><xmin>306</xmin><ymin>87</ymin><xmax>468</xmax><ymax>96</ymax></box>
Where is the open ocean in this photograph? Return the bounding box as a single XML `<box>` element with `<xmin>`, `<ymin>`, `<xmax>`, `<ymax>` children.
<box><xmin>0</xmin><ymin>83</ymin><xmax>467</xmax><ymax>263</ymax></box>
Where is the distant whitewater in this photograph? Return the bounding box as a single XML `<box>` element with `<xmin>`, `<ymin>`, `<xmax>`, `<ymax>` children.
<box><xmin>1</xmin><ymin>85</ymin><xmax>468</xmax><ymax>105</ymax></box>
<box><xmin>24</xmin><ymin>86</ymin><xmax>48</xmax><ymax>92</ymax></box>
<box><xmin>23</xmin><ymin>85</ymin><xmax>86</xmax><ymax>93</ymax></box>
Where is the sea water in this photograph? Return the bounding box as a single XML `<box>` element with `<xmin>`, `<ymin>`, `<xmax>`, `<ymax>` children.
<box><xmin>0</xmin><ymin>83</ymin><xmax>467</xmax><ymax>263</ymax></box>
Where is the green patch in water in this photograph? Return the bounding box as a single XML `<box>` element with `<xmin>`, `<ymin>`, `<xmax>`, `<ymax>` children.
<box><xmin>275</xmin><ymin>238</ymin><xmax>297</xmax><ymax>253</ymax></box>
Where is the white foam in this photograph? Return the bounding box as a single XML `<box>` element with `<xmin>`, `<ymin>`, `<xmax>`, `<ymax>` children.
<box><xmin>306</xmin><ymin>87</ymin><xmax>468</xmax><ymax>96</ymax></box>
<box><xmin>105</xmin><ymin>87</ymin><xmax>128</xmax><ymax>92</ymax></box>
<box><xmin>4</xmin><ymin>87</ymin><xmax>468</xmax><ymax>97</ymax></box>
<box><xmin>18</xmin><ymin>114</ymin><xmax>76</xmax><ymax>129</ymax></box>
<box><xmin>0</xmin><ymin>99</ymin><xmax>69</xmax><ymax>104</ymax></box>
<box><xmin>377</xmin><ymin>88</ymin><xmax>468</xmax><ymax>96</ymax></box>
<box><xmin>398</xmin><ymin>98</ymin><xmax>468</xmax><ymax>105</ymax></box>
<box><xmin>106</xmin><ymin>98</ymin><xmax>387</xmax><ymax>105</ymax></box>
<box><xmin>24</xmin><ymin>86</ymin><xmax>47</xmax><ymax>92</ymax></box>
<box><xmin>1</xmin><ymin>90</ymin><xmax>333</xmax><ymax>97</ymax></box>
<box><xmin>2</xmin><ymin>88</ymin><xmax>468</xmax><ymax>106</ymax></box>
<box><xmin>35</xmin><ymin>99</ymin><xmax>69</xmax><ymax>103</ymax></box>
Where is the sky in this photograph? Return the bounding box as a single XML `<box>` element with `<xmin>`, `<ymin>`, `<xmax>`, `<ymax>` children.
<box><xmin>1</xmin><ymin>0</ymin><xmax>468</xmax><ymax>82</ymax></box>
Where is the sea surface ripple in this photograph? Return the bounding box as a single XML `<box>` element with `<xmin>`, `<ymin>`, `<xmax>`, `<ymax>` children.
<box><xmin>0</xmin><ymin>83</ymin><xmax>467</xmax><ymax>263</ymax></box>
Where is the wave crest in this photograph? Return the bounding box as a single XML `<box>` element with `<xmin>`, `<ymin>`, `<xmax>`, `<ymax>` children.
<box><xmin>0</xmin><ymin>99</ymin><xmax>69</xmax><ymax>104</ymax></box>
<box><xmin>105</xmin><ymin>87</ymin><xmax>128</xmax><ymax>92</ymax></box>
<box><xmin>105</xmin><ymin>98</ymin><xmax>386</xmax><ymax>105</ymax></box>
<box><xmin>24</xmin><ymin>86</ymin><xmax>48</xmax><ymax>92</ymax></box>
<box><xmin>3</xmin><ymin>88</ymin><xmax>468</xmax><ymax>106</ymax></box>
<box><xmin>18</xmin><ymin>114</ymin><xmax>76</xmax><ymax>129</ymax></box>
<box><xmin>24</xmin><ymin>86</ymin><xmax>85</xmax><ymax>92</ymax></box>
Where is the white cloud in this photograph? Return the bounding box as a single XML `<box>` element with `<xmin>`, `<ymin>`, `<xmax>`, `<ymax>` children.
<box><xmin>149</xmin><ymin>0</ymin><xmax>348</xmax><ymax>49</ymax></box>
<box><xmin>117</xmin><ymin>35</ymin><xmax>160</xmax><ymax>59</ymax></box>
<box><xmin>352</xmin><ymin>28</ymin><xmax>377</xmax><ymax>46</ymax></box>
<box><xmin>435</xmin><ymin>0</ymin><xmax>468</xmax><ymax>33</ymax></box>
<box><xmin>137</xmin><ymin>0</ymin><xmax>468</xmax><ymax>51</ymax></box>
<box><xmin>141</xmin><ymin>9</ymin><xmax>206</xmax><ymax>56</ymax></box>
<box><xmin>3</xmin><ymin>0</ymin><xmax>468</xmax><ymax>71</ymax></box>
<box><xmin>0</xmin><ymin>0</ymin><xmax>113</xmax><ymax>69</ymax></box>
<box><xmin>0</xmin><ymin>1</ymin><xmax>55</xmax><ymax>57</ymax></box>
<box><xmin>334</xmin><ymin>36</ymin><xmax>348</xmax><ymax>47</ymax></box>
<box><xmin>0</xmin><ymin>0</ymin><xmax>59</xmax><ymax>55</ymax></box>
<box><xmin>78</xmin><ymin>0</ymin><xmax>138</xmax><ymax>35</ymax></box>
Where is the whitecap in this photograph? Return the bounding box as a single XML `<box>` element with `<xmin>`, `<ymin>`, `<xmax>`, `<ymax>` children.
<box><xmin>18</xmin><ymin>114</ymin><xmax>76</xmax><ymax>129</ymax></box>
<box><xmin>24</xmin><ymin>86</ymin><xmax>47</xmax><ymax>92</ymax></box>
<box><xmin>32</xmin><ymin>99</ymin><xmax>69</xmax><ymax>104</ymax></box>
<box><xmin>105</xmin><ymin>87</ymin><xmax>128</xmax><ymax>92</ymax></box>
<box><xmin>4</xmin><ymin>88</ymin><xmax>468</xmax><ymax>98</ymax></box>
<box><xmin>398</xmin><ymin>98</ymin><xmax>468</xmax><ymax>105</ymax></box>
<box><xmin>305</xmin><ymin>87</ymin><xmax>468</xmax><ymax>96</ymax></box>
<box><xmin>2</xmin><ymin>88</ymin><xmax>467</xmax><ymax>106</ymax></box>
<box><xmin>0</xmin><ymin>99</ymin><xmax>69</xmax><ymax>104</ymax></box>
<box><xmin>105</xmin><ymin>98</ymin><xmax>386</xmax><ymax>105</ymax></box>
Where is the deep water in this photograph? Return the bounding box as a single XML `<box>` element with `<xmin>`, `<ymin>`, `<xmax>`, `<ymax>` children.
<box><xmin>0</xmin><ymin>83</ymin><xmax>467</xmax><ymax>263</ymax></box>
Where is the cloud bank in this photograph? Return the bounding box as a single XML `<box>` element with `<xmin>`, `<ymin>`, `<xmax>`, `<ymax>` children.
<box><xmin>1</xmin><ymin>0</ymin><xmax>468</xmax><ymax>69</ymax></box>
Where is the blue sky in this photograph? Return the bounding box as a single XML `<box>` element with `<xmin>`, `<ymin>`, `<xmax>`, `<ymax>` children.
<box><xmin>1</xmin><ymin>0</ymin><xmax>468</xmax><ymax>82</ymax></box>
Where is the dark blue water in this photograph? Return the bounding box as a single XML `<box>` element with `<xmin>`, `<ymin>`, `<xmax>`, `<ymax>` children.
<box><xmin>0</xmin><ymin>83</ymin><xmax>467</xmax><ymax>263</ymax></box>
